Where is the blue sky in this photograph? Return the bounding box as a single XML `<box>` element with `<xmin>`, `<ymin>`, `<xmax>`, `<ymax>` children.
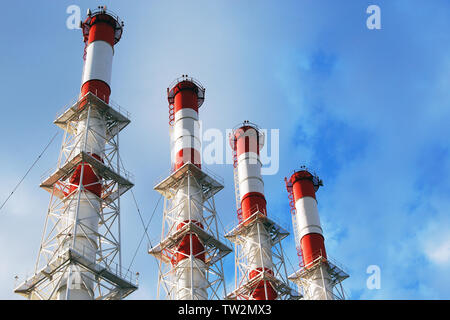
<box><xmin>0</xmin><ymin>0</ymin><xmax>449</xmax><ymax>299</ymax></box>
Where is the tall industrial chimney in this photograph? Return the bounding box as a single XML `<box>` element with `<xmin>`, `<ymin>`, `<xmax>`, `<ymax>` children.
<box><xmin>14</xmin><ymin>6</ymin><xmax>137</xmax><ymax>300</ymax></box>
<box><xmin>149</xmin><ymin>75</ymin><xmax>231</xmax><ymax>300</ymax></box>
<box><xmin>226</xmin><ymin>121</ymin><xmax>298</xmax><ymax>300</ymax></box>
<box><xmin>286</xmin><ymin>167</ymin><xmax>348</xmax><ymax>300</ymax></box>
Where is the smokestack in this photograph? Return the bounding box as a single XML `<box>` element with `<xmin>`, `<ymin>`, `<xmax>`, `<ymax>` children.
<box><xmin>289</xmin><ymin>169</ymin><xmax>326</xmax><ymax>268</ymax></box>
<box><xmin>168</xmin><ymin>75</ymin><xmax>204</xmax><ymax>171</ymax></box>
<box><xmin>232</xmin><ymin>122</ymin><xmax>276</xmax><ymax>299</ymax></box>
<box><xmin>170</xmin><ymin>76</ymin><xmax>206</xmax><ymax>299</ymax></box>
<box><xmin>59</xmin><ymin>7</ymin><xmax>124</xmax><ymax>299</ymax></box>
<box><xmin>80</xmin><ymin>5</ymin><xmax>123</xmax><ymax>103</ymax></box>
<box><xmin>286</xmin><ymin>167</ymin><xmax>348</xmax><ymax>300</ymax></box>
<box><xmin>149</xmin><ymin>76</ymin><xmax>230</xmax><ymax>300</ymax></box>
<box><xmin>226</xmin><ymin>121</ymin><xmax>297</xmax><ymax>300</ymax></box>
<box><xmin>14</xmin><ymin>7</ymin><xmax>137</xmax><ymax>300</ymax></box>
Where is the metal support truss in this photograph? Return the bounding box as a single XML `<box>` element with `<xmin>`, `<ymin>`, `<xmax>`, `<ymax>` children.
<box><xmin>225</xmin><ymin>209</ymin><xmax>301</xmax><ymax>300</ymax></box>
<box><xmin>149</xmin><ymin>162</ymin><xmax>231</xmax><ymax>300</ymax></box>
<box><xmin>288</xmin><ymin>254</ymin><xmax>349</xmax><ymax>300</ymax></box>
<box><xmin>14</xmin><ymin>93</ymin><xmax>137</xmax><ymax>300</ymax></box>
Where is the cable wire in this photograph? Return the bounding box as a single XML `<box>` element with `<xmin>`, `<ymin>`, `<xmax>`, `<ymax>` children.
<box><xmin>118</xmin><ymin>154</ymin><xmax>172</xmax><ymax>297</ymax></box>
<box><xmin>127</xmin><ymin>190</ymin><xmax>162</xmax><ymax>271</ymax></box>
<box><xmin>0</xmin><ymin>131</ymin><xmax>60</xmax><ymax>214</ymax></box>
<box><xmin>127</xmin><ymin>189</ymin><xmax>171</xmax><ymax>296</ymax></box>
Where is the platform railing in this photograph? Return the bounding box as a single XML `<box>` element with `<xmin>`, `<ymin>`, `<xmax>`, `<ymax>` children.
<box><xmin>55</xmin><ymin>92</ymin><xmax>131</xmax><ymax>121</ymax></box>
<box><xmin>154</xmin><ymin>161</ymin><xmax>224</xmax><ymax>186</ymax></box>
<box><xmin>40</xmin><ymin>152</ymin><xmax>134</xmax><ymax>187</ymax></box>
<box><xmin>70</xmin><ymin>243</ymin><xmax>138</xmax><ymax>286</ymax></box>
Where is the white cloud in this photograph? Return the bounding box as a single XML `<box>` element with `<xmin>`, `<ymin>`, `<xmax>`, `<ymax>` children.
<box><xmin>419</xmin><ymin>202</ymin><xmax>450</xmax><ymax>267</ymax></box>
<box><xmin>425</xmin><ymin>240</ymin><xmax>450</xmax><ymax>265</ymax></box>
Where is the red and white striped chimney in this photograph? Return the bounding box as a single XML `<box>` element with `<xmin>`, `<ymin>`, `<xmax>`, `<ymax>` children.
<box><xmin>167</xmin><ymin>76</ymin><xmax>207</xmax><ymax>299</ymax></box>
<box><xmin>231</xmin><ymin>122</ymin><xmax>277</xmax><ymax>300</ymax></box>
<box><xmin>58</xmin><ymin>7</ymin><xmax>123</xmax><ymax>300</ymax></box>
<box><xmin>288</xmin><ymin>169</ymin><xmax>333</xmax><ymax>299</ymax></box>
<box><xmin>168</xmin><ymin>76</ymin><xmax>204</xmax><ymax>171</ymax></box>
<box><xmin>80</xmin><ymin>7</ymin><xmax>123</xmax><ymax>104</ymax></box>
<box><xmin>70</xmin><ymin>7</ymin><xmax>124</xmax><ymax>200</ymax></box>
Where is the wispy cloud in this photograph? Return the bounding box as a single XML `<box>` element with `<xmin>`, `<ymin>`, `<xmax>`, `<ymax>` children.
<box><xmin>271</xmin><ymin>0</ymin><xmax>450</xmax><ymax>299</ymax></box>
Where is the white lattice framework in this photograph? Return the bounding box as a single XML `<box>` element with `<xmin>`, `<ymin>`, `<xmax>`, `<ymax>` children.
<box><xmin>14</xmin><ymin>93</ymin><xmax>137</xmax><ymax>300</ymax></box>
<box><xmin>288</xmin><ymin>253</ymin><xmax>349</xmax><ymax>300</ymax></box>
<box><xmin>149</xmin><ymin>162</ymin><xmax>231</xmax><ymax>300</ymax></box>
<box><xmin>225</xmin><ymin>207</ymin><xmax>301</xmax><ymax>300</ymax></box>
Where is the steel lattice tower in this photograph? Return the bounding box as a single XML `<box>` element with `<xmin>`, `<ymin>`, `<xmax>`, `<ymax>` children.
<box><xmin>149</xmin><ymin>76</ymin><xmax>231</xmax><ymax>300</ymax></box>
<box><xmin>285</xmin><ymin>167</ymin><xmax>348</xmax><ymax>300</ymax></box>
<box><xmin>14</xmin><ymin>7</ymin><xmax>138</xmax><ymax>300</ymax></box>
<box><xmin>226</xmin><ymin>121</ymin><xmax>299</xmax><ymax>300</ymax></box>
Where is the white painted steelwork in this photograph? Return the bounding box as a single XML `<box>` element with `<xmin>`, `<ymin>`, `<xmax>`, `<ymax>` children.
<box><xmin>149</xmin><ymin>163</ymin><xmax>231</xmax><ymax>300</ymax></box>
<box><xmin>14</xmin><ymin>91</ymin><xmax>137</xmax><ymax>299</ymax></box>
